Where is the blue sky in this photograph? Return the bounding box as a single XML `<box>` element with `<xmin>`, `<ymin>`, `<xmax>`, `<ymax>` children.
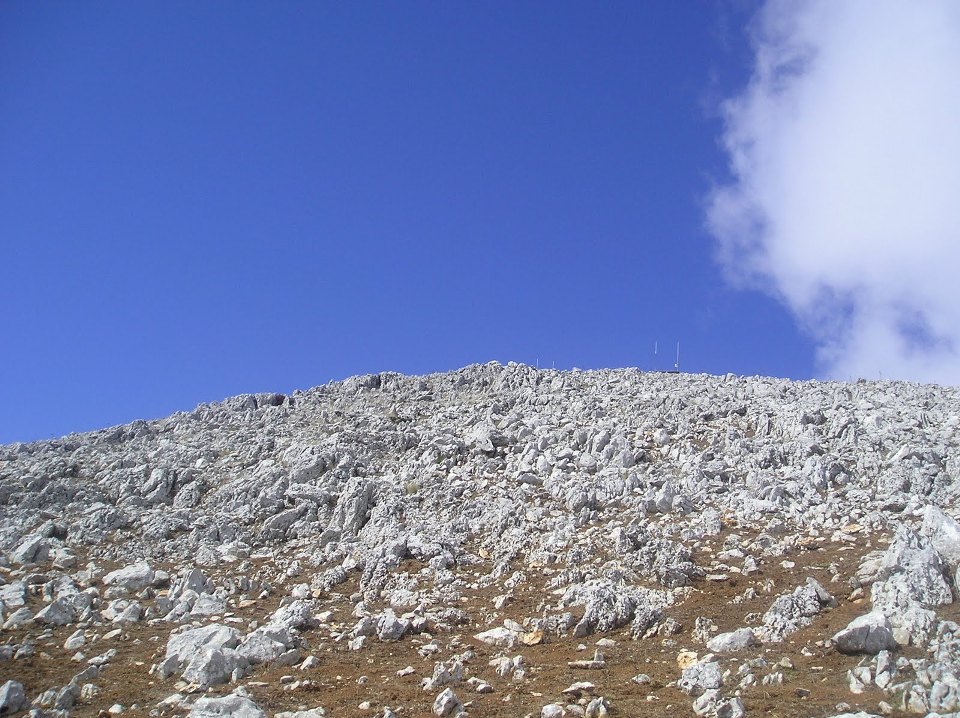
<box><xmin>6</xmin><ymin>2</ymin><xmax>955</xmax><ymax>443</ymax></box>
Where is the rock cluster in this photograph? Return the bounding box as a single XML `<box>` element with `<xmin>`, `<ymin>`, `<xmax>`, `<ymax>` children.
<box><xmin>1</xmin><ymin>362</ymin><xmax>959</xmax><ymax>716</ymax></box>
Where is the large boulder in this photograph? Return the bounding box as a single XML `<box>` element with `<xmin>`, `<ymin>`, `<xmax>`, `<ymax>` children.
<box><xmin>832</xmin><ymin>611</ymin><xmax>898</xmax><ymax>654</ymax></box>
<box><xmin>0</xmin><ymin>680</ymin><xmax>26</xmax><ymax>714</ymax></box>
<box><xmin>678</xmin><ymin>660</ymin><xmax>722</xmax><ymax>697</ymax></box>
<box><xmin>158</xmin><ymin>623</ymin><xmax>243</xmax><ymax>683</ymax></box>
<box><xmin>34</xmin><ymin>598</ymin><xmax>77</xmax><ymax>626</ymax></box>
<box><xmin>166</xmin><ymin>624</ymin><xmax>242</xmax><ymax>663</ymax></box>
<box><xmin>236</xmin><ymin>626</ymin><xmax>292</xmax><ymax>665</ymax></box>
<box><xmin>103</xmin><ymin>562</ymin><xmax>155</xmax><ymax>592</ymax></box>
<box><xmin>181</xmin><ymin>648</ymin><xmax>247</xmax><ymax>687</ymax></box>
<box><xmin>9</xmin><ymin>535</ymin><xmax>50</xmax><ymax>565</ymax></box>
<box><xmin>922</xmin><ymin>505</ymin><xmax>960</xmax><ymax>569</ymax></box>
<box><xmin>759</xmin><ymin>578</ymin><xmax>835</xmax><ymax>641</ymax></box>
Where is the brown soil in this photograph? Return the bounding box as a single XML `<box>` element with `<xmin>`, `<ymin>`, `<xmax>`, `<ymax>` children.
<box><xmin>0</xmin><ymin>524</ymin><xmax>932</xmax><ymax>718</ymax></box>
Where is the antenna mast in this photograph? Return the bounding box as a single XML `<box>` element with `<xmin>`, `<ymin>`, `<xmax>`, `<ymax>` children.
<box><xmin>675</xmin><ymin>341</ymin><xmax>680</xmax><ymax>372</ymax></box>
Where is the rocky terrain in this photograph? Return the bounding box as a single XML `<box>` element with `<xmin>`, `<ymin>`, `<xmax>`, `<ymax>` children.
<box><xmin>2</xmin><ymin>362</ymin><xmax>960</xmax><ymax>718</ymax></box>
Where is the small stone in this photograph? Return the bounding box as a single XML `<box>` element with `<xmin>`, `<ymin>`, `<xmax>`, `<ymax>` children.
<box><xmin>64</xmin><ymin>629</ymin><xmax>87</xmax><ymax>650</ymax></box>
<box><xmin>521</xmin><ymin>628</ymin><xmax>544</xmax><ymax>646</ymax></box>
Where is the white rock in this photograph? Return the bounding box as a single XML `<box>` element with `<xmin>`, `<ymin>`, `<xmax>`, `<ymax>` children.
<box><xmin>585</xmin><ymin>697</ymin><xmax>609</xmax><ymax>718</ymax></box>
<box><xmin>274</xmin><ymin>710</ymin><xmax>327</xmax><ymax>718</ymax></box>
<box><xmin>678</xmin><ymin>660</ymin><xmax>722</xmax><ymax>697</ymax></box>
<box><xmin>832</xmin><ymin>611</ymin><xmax>898</xmax><ymax>655</ymax></box>
<box><xmin>432</xmin><ymin>687</ymin><xmax>462</xmax><ymax>717</ymax></box>
<box><xmin>376</xmin><ymin>608</ymin><xmax>409</xmax><ymax>641</ymax></box>
<box><xmin>236</xmin><ymin>627</ymin><xmax>290</xmax><ymax>665</ymax></box>
<box><xmin>103</xmin><ymin>562</ymin><xmax>155</xmax><ymax>592</ymax></box>
<box><xmin>64</xmin><ymin>629</ymin><xmax>86</xmax><ymax>650</ymax></box>
<box><xmin>3</xmin><ymin>607</ymin><xmax>33</xmax><ymax>629</ymax></box>
<box><xmin>474</xmin><ymin>626</ymin><xmax>518</xmax><ymax>647</ymax></box>
<box><xmin>35</xmin><ymin>598</ymin><xmax>76</xmax><ymax>626</ymax></box>
<box><xmin>9</xmin><ymin>535</ymin><xmax>50</xmax><ymax>565</ymax></box>
<box><xmin>922</xmin><ymin>505</ymin><xmax>960</xmax><ymax>568</ymax></box>
<box><xmin>707</xmin><ymin>628</ymin><xmax>758</xmax><ymax>653</ymax></box>
<box><xmin>0</xmin><ymin>680</ymin><xmax>26</xmax><ymax>714</ymax></box>
<box><xmin>189</xmin><ymin>694</ymin><xmax>266</xmax><ymax>718</ymax></box>
<box><xmin>692</xmin><ymin>689</ymin><xmax>719</xmax><ymax>716</ymax></box>
<box><xmin>717</xmin><ymin>697</ymin><xmax>746</xmax><ymax>718</ymax></box>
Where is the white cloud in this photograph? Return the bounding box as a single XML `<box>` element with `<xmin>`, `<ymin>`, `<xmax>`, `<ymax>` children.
<box><xmin>707</xmin><ymin>0</ymin><xmax>960</xmax><ymax>384</ymax></box>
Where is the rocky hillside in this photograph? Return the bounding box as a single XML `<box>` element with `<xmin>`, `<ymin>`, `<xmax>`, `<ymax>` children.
<box><xmin>1</xmin><ymin>363</ymin><xmax>959</xmax><ymax>718</ymax></box>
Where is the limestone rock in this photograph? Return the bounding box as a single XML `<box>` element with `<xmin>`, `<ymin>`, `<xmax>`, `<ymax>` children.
<box><xmin>236</xmin><ymin>627</ymin><xmax>292</xmax><ymax>665</ymax></box>
<box><xmin>678</xmin><ymin>660</ymin><xmax>722</xmax><ymax>697</ymax></box>
<box><xmin>160</xmin><ymin>624</ymin><xmax>242</xmax><ymax>681</ymax></box>
<box><xmin>5</xmin><ymin>364</ymin><xmax>960</xmax><ymax>718</ymax></box>
<box><xmin>432</xmin><ymin>687</ymin><xmax>462</xmax><ymax>717</ymax></box>
<box><xmin>759</xmin><ymin>578</ymin><xmax>835</xmax><ymax>642</ymax></box>
<box><xmin>182</xmin><ymin>648</ymin><xmax>247</xmax><ymax>688</ymax></box>
<box><xmin>0</xmin><ymin>680</ymin><xmax>26</xmax><ymax>714</ymax></box>
<box><xmin>9</xmin><ymin>535</ymin><xmax>50</xmax><ymax>565</ymax></box>
<box><xmin>707</xmin><ymin>628</ymin><xmax>758</xmax><ymax>653</ymax></box>
<box><xmin>474</xmin><ymin>626</ymin><xmax>519</xmax><ymax>648</ymax></box>
<box><xmin>34</xmin><ymin>598</ymin><xmax>76</xmax><ymax>626</ymax></box>
<box><xmin>103</xmin><ymin>562</ymin><xmax>155</xmax><ymax>593</ymax></box>
<box><xmin>189</xmin><ymin>694</ymin><xmax>266</xmax><ymax>718</ymax></box>
<box><xmin>832</xmin><ymin>611</ymin><xmax>898</xmax><ymax>654</ymax></box>
<box><xmin>922</xmin><ymin>505</ymin><xmax>960</xmax><ymax>569</ymax></box>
